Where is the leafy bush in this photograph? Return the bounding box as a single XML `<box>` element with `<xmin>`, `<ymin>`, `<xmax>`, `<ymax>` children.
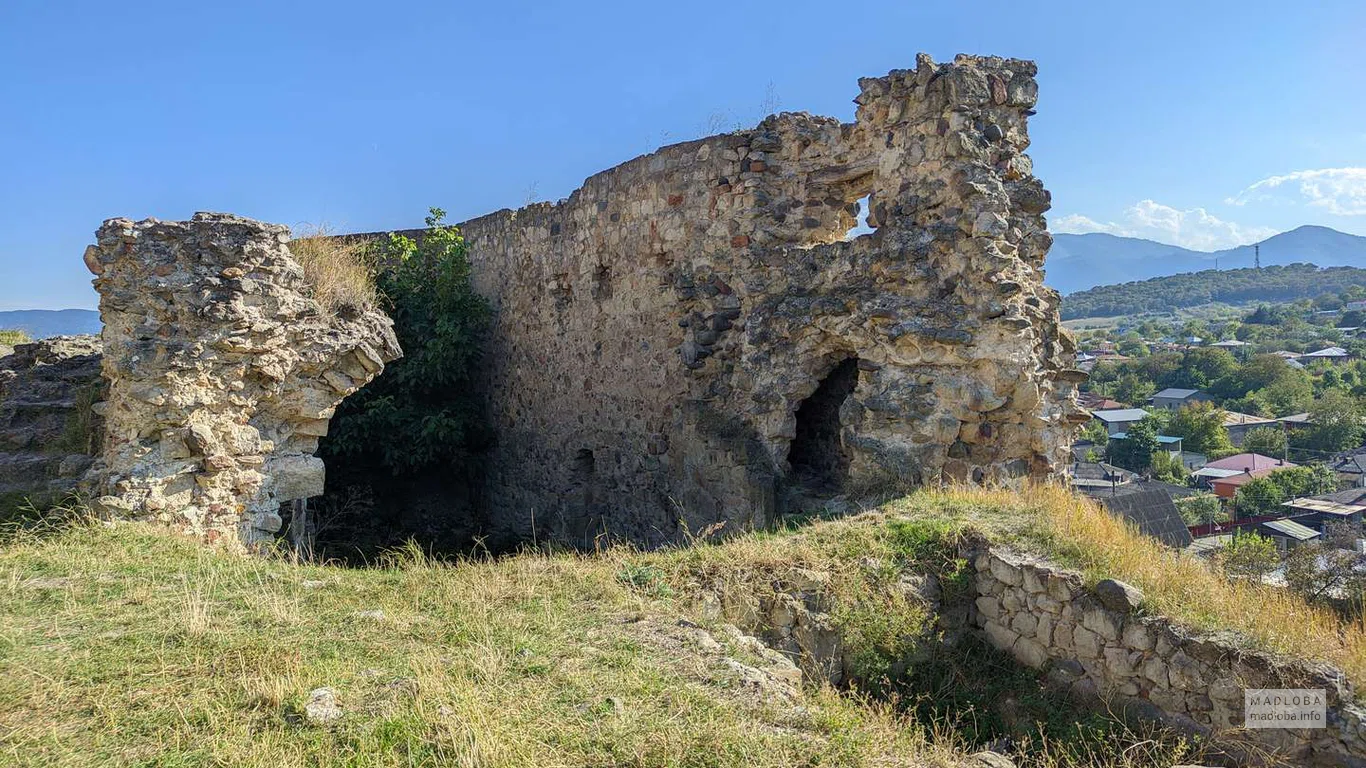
<box><xmin>1164</xmin><ymin>402</ymin><xmax>1233</xmax><ymax>456</ymax></box>
<box><xmin>321</xmin><ymin>209</ymin><xmax>491</xmax><ymax>476</ymax></box>
<box><xmin>1216</xmin><ymin>533</ymin><xmax>1279</xmax><ymax>581</ymax></box>
<box><xmin>1243</xmin><ymin>426</ymin><xmax>1288</xmax><ymax>458</ymax></box>
<box><xmin>1296</xmin><ymin>389</ymin><xmax>1365</xmax><ymax>453</ymax></box>
<box><xmin>1107</xmin><ymin>415</ymin><xmax>1161</xmax><ymax>472</ymax></box>
<box><xmin>1236</xmin><ymin>464</ymin><xmax>1337</xmax><ymax>516</ymax></box>
<box><xmin>1176</xmin><ymin>493</ymin><xmax>1226</xmax><ymax>526</ymax></box>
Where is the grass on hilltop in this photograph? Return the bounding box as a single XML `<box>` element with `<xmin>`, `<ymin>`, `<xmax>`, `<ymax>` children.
<box><xmin>4</xmin><ymin>484</ymin><xmax>1357</xmax><ymax>767</ymax></box>
<box><xmin>0</xmin><ymin>329</ymin><xmax>29</xmax><ymax>347</ymax></box>
<box><xmin>290</xmin><ymin>226</ymin><xmax>378</xmax><ymax>313</ymax></box>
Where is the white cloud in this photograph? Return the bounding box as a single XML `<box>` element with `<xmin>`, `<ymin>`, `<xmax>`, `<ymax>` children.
<box><xmin>1227</xmin><ymin>167</ymin><xmax>1366</xmax><ymax>216</ymax></box>
<box><xmin>1050</xmin><ymin>214</ymin><xmax>1126</xmax><ymax>236</ymax></box>
<box><xmin>1052</xmin><ymin>200</ymin><xmax>1276</xmax><ymax>251</ymax></box>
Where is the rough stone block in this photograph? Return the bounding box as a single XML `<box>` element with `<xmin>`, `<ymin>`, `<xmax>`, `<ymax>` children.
<box><xmin>1081</xmin><ymin>608</ymin><xmax>1121</xmax><ymax>642</ymax></box>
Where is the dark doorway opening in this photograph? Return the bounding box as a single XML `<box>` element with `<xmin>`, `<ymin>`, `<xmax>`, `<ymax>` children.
<box><xmin>788</xmin><ymin>357</ymin><xmax>858</xmax><ymax>492</ymax></box>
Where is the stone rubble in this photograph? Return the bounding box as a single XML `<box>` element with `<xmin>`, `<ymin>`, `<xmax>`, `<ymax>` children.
<box><xmin>80</xmin><ymin>213</ymin><xmax>401</xmax><ymax>548</ymax></box>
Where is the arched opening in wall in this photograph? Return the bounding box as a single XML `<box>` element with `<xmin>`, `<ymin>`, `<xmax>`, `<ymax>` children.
<box><xmin>788</xmin><ymin>356</ymin><xmax>859</xmax><ymax>493</ymax></box>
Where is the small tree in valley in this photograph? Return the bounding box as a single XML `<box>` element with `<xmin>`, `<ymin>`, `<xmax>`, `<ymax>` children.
<box><xmin>1217</xmin><ymin>533</ymin><xmax>1280</xmax><ymax>582</ymax></box>
<box><xmin>1242</xmin><ymin>426</ymin><xmax>1288</xmax><ymax>459</ymax></box>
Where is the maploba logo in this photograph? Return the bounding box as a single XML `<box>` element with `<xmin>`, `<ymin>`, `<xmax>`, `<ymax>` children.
<box><xmin>1244</xmin><ymin>689</ymin><xmax>1327</xmax><ymax>729</ymax></box>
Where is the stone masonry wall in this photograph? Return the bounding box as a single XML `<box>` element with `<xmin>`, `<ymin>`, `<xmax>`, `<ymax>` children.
<box><xmin>435</xmin><ymin>53</ymin><xmax>1087</xmax><ymax>548</ymax></box>
<box><xmin>972</xmin><ymin>546</ymin><xmax>1366</xmax><ymax>766</ymax></box>
<box><xmin>81</xmin><ymin>213</ymin><xmax>401</xmax><ymax>548</ymax></box>
<box><xmin>0</xmin><ymin>336</ymin><xmax>104</xmax><ymax>503</ymax></box>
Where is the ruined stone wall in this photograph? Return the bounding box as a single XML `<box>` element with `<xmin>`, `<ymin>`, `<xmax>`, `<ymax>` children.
<box><xmin>972</xmin><ymin>546</ymin><xmax>1366</xmax><ymax>766</ymax></box>
<box><xmin>0</xmin><ymin>336</ymin><xmax>104</xmax><ymax>504</ymax></box>
<box><xmin>451</xmin><ymin>54</ymin><xmax>1085</xmax><ymax>547</ymax></box>
<box><xmin>82</xmin><ymin>214</ymin><xmax>401</xmax><ymax>547</ymax></box>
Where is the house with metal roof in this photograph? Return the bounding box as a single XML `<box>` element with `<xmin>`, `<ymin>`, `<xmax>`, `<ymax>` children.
<box><xmin>1091</xmin><ymin>408</ymin><xmax>1152</xmax><ymax>436</ymax></box>
<box><xmin>1299</xmin><ymin>346</ymin><xmax>1350</xmax><ymax>364</ymax></box>
<box><xmin>1222</xmin><ymin>410</ymin><xmax>1276</xmax><ymax>446</ymax></box>
<box><xmin>1200</xmin><ymin>453</ymin><xmax>1297</xmax><ymax>498</ymax></box>
<box><xmin>1257</xmin><ymin>518</ymin><xmax>1322</xmax><ymax>549</ymax></box>
<box><xmin>1150</xmin><ymin>388</ymin><xmax>1215</xmax><ymax>411</ymax></box>
<box><xmin>1281</xmin><ymin>496</ymin><xmax>1366</xmax><ymax>532</ymax></box>
<box><xmin>1093</xmin><ymin>485</ymin><xmax>1193</xmax><ymax>548</ymax></box>
<box><xmin>1110</xmin><ymin>432</ymin><xmax>1184</xmax><ymax>457</ymax></box>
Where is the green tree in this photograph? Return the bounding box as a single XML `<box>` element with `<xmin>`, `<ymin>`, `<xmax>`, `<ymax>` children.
<box><xmin>1179</xmin><ymin>347</ymin><xmax>1238</xmax><ymax>388</ymax></box>
<box><xmin>1113</xmin><ymin>374</ymin><xmax>1155</xmax><ymax>407</ymax></box>
<box><xmin>1268</xmin><ymin>464</ymin><xmax>1338</xmax><ymax>499</ymax></box>
<box><xmin>1242</xmin><ymin>426</ymin><xmax>1288</xmax><ymax>459</ymax></box>
<box><xmin>1217</xmin><ymin>533</ymin><xmax>1280</xmax><ymax>582</ymax></box>
<box><xmin>322</xmin><ymin>208</ymin><xmax>492</xmax><ymax>475</ymax></box>
<box><xmin>1259</xmin><ymin>375</ymin><xmax>1313</xmax><ymax>417</ymax></box>
<box><xmin>1176</xmin><ymin>493</ymin><xmax>1227</xmax><ymax>526</ymax></box>
<box><xmin>1299</xmin><ymin>389</ymin><xmax>1365</xmax><ymax>453</ymax></box>
<box><xmin>1211</xmin><ymin>354</ymin><xmax>1298</xmax><ymax>400</ymax></box>
<box><xmin>1284</xmin><ymin>523</ymin><xmax>1366</xmax><ymax>608</ymax></box>
<box><xmin>1164</xmin><ymin>402</ymin><xmax>1233</xmax><ymax>456</ymax></box>
<box><xmin>1079</xmin><ymin>419</ymin><xmax>1111</xmax><ymax>448</ymax></box>
<box><xmin>1235</xmin><ymin>477</ymin><xmax>1285</xmax><ymax>517</ymax></box>
<box><xmin>1150</xmin><ymin>450</ymin><xmax>1187</xmax><ymax>485</ymax></box>
<box><xmin>1109</xmin><ymin>414</ymin><xmax>1161</xmax><ymax>473</ymax></box>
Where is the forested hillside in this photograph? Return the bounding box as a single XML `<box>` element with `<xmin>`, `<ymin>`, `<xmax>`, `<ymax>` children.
<box><xmin>1062</xmin><ymin>263</ymin><xmax>1366</xmax><ymax>319</ymax></box>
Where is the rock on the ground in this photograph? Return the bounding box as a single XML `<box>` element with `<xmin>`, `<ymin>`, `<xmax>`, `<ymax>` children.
<box><xmin>302</xmin><ymin>687</ymin><xmax>342</xmax><ymax>725</ymax></box>
<box><xmin>1094</xmin><ymin>578</ymin><xmax>1144</xmax><ymax>613</ymax></box>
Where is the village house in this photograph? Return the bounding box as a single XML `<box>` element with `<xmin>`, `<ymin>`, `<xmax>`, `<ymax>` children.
<box><xmin>1222</xmin><ymin>410</ymin><xmax>1278</xmax><ymax>446</ymax></box>
<box><xmin>1090</xmin><ymin>407</ymin><xmax>1151</xmax><ymax>436</ymax></box>
<box><xmin>1197</xmin><ymin>453</ymin><xmax>1297</xmax><ymax>499</ymax></box>
<box><xmin>1280</xmin><ymin>494</ymin><xmax>1366</xmax><ymax>533</ymax></box>
<box><xmin>1067</xmin><ymin>461</ymin><xmax>1136</xmax><ymax>493</ymax></box>
<box><xmin>1150</xmin><ymin>387</ymin><xmax>1215</xmax><ymax>411</ymax></box>
<box><xmin>1089</xmin><ymin>483</ymin><xmax>1194</xmax><ymax>548</ymax></box>
<box><xmin>1076</xmin><ymin>392</ymin><xmax>1127</xmax><ymax>411</ymax></box>
<box><xmin>1110</xmin><ymin>432</ymin><xmax>1184</xmax><ymax>457</ymax></box>
<box><xmin>1256</xmin><ymin>518</ymin><xmax>1322</xmax><ymax>550</ymax></box>
<box><xmin>1299</xmin><ymin>346</ymin><xmax>1351</xmax><ymax>364</ymax></box>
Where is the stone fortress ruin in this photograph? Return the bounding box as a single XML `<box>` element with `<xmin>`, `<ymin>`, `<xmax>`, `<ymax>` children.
<box><xmin>0</xmin><ymin>53</ymin><xmax>1087</xmax><ymax>549</ymax></box>
<box><xmin>395</xmin><ymin>52</ymin><xmax>1087</xmax><ymax>547</ymax></box>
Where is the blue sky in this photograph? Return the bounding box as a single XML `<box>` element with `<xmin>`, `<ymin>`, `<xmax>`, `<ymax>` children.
<box><xmin>2</xmin><ymin>0</ymin><xmax>1364</xmax><ymax>310</ymax></box>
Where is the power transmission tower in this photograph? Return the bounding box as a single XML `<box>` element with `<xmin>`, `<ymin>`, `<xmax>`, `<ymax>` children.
<box><xmin>1255</xmin><ymin>244</ymin><xmax>1261</xmax><ymax>269</ymax></box>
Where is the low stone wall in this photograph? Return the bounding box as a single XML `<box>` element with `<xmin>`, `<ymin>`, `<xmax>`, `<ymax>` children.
<box><xmin>971</xmin><ymin>547</ymin><xmax>1366</xmax><ymax>766</ymax></box>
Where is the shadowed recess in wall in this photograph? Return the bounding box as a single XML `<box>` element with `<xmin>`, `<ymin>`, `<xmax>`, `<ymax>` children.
<box><xmin>788</xmin><ymin>357</ymin><xmax>859</xmax><ymax>492</ymax></box>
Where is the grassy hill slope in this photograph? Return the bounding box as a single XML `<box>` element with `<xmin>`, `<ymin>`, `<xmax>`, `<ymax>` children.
<box><xmin>2</xmin><ymin>487</ymin><xmax>1360</xmax><ymax>767</ymax></box>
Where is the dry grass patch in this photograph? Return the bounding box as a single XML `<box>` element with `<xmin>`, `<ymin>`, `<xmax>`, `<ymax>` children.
<box><xmin>0</xmin><ymin>329</ymin><xmax>29</xmax><ymax>346</ymax></box>
<box><xmin>0</xmin><ymin>520</ymin><xmax>965</xmax><ymax>768</ymax></box>
<box><xmin>289</xmin><ymin>225</ymin><xmax>377</xmax><ymax>313</ymax></box>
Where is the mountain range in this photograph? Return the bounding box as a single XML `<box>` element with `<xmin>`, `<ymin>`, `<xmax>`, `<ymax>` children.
<box><xmin>1046</xmin><ymin>225</ymin><xmax>1366</xmax><ymax>295</ymax></box>
<box><xmin>0</xmin><ymin>309</ymin><xmax>102</xmax><ymax>340</ymax></box>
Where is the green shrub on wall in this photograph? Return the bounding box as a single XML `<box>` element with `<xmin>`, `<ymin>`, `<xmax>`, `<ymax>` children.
<box><xmin>322</xmin><ymin>209</ymin><xmax>491</xmax><ymax>476</ymax></box>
